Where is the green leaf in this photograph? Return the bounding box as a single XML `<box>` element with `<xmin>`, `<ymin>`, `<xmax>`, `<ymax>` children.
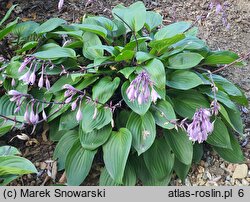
<box><xmin>0</xmin><ymin>4</ymin><xmax>17</xmax><ymax>26</ymax></box>
<box><xmin>193</xmin><ymin>143</ymin><xmax>204</xmax><ymax>164</ymax></box>
<box><xmin>103</xmin><ymin>128</ymin><xmax>132</xmax><ymax>184</ymax></box>
<box><xmin>112</xmin><ymin>1</ymin><xmax>146</xmax><ymax>32</ymax></box>
<box><xmin>65</xmin><ymin>141</ymin><xmax>97</xmax><ymax>185</ymax></box>
<box><xmin>121</xmin><ymin>81</ymin><xmax>151</xmax><ymax>115</ymax></box>
<box><xmin>16</xmin><ymin>41</ymin><xmax>38</xmax><ymax>53</ymax></box>
<box><xmin>59</xmin><ymin>109</ymin><xmax>78</xmax><ymax>131</ymax></box>
<box><xmin>82</xmin><ymin>32</ymin><xmax>103</xmax><ymax>60</ymax></box>
<box><xmin>53</xmin><ymin>130</ymin><xmax>78</xmax><ymax>171</ymax></box>
<box><xmin>143</xmin><ymin>138</ymin><xmax>174</xmax><ymax>181</ymax></box>
<box><xmin>168</xmin><ymin>52</ymin><xmax>204</xmax><ymax>69</ymax></box>
<box><xmin>0</xmin><ymin>146</ymin><xmax>20</xmax><ymax>156</ymax></box>
<box><xmin>172</xmin><ymin>36</ymin><xmax>206</xmax><ymax>50</ymax></box>
<box><xmin>145</xmin><ymin>11</ymin><xmax>163</xmax><ymax>32</ymax></box>
<box><xmin>73</xmin><ymin>24</ymin><xmax>107</xmax><ymax>38</ymax></box>
<box><xmin>171</xmin><ymin>91</ymin><xmax>210</xmax><ymax>119</ymax></box>
<box><xmin>115</xmin><ymin>110</ymin><xmax>131</xmax><ymax>129</ymax></box>
<box><xmin>213</xmin><ymin>132</ymin><xmax>244</xmax><ymax>163</ymax></box>
<box><xmin>154</xmin><ymin>21</ymin><xmax>191</xmax><ymax>40</ymax></box>
<box><xmin>203</xmin><ymin>51</ymin><xmax>239</xmax><ymax>65</ymax></box>
<box><xmin>81</xmin><ymin>103</ymin><xmax>112</xmax><ymax>133</ymax></box>
<box><xmin>0</xmin><ymin>18</ymin><xmax>18</xmax><ymax>40</ymax></box>
<box><xmin>136</xmin><ymin>52</ymin><xmax>155</xmax><ymax>64</ymax></box>
<box><xmin>35</xmin><ymin>18</ymin><xmax>66</xmax><ymax>34</ymax></box>
<box><xmin>0</xmin><ymin>156</ymin><xmax>37</xmax><ymax>175</ymax></box>
<box><xmin>144</xmin><ymin>58</ymin><xmax>166</xmax><ymax>90</ymax></box>
<box><xmin>33</xmin><ymin>47</ymin><xmax>76</xmax><ymax>60</ymax></box>
<box><xmin>164</xmin><ymin>129</ymin><xmax>193</xmax><ymax>165</ymax></box>
<box><xmin>126</xmin><ymin>111</ymin><xmax>156</xmax><ymax>155</ymax></box>
<box><xmin>79</xmin><ymin>125</ymin><xmax>112</xmax><ymax>150</ymax></box>
<box><xmin>12</xmin><ymin>21</ymin><xmax>39</xmax><ymax>38</ymax></box>
<box><xmin>166</xmin><ymin>70</ymin><xmax>203</xmax><ymax>90</ymax></box>
<box><xmin>206</xmin><ymin>118</ymin><xmax>231</xmax><ymax>149</ymax></box>
<box><xmin>150</xmin><ymin>100</ymin><xmax>176</xmax><ymax>129</ymax></box>
<box><xmin>0</xmin><ymin>175</ymin><xmax>18</xmax><ymax>186</ymax></box>
<box><xmin>0</xmin><ymin>95</ymin><xmax>25</xmax><ymax>116</ymax></box>
<box><xmin>131</xmin><ymin>155</ymin><xmax>171</xmax><ymax>186</ymax></box>
<box><xmin>118</xmin><ymin>67</ymin><xmax>135</xmax><ymax>79</ymax></box>
<box><xmin>115</xmin><ymin>50</ymin><xmax>134</xmax><ymax>62</ymax></box>
<box><xmin>149</xmin><ymin>34</ymin><xmax>185</xmax><ymax>54</ymax></box>
<box><xmin>174</xmin><ymin>158</ymin><xmax>191</xmax><ymax>182</ymax></box>
<box><xmin>92</xmin><ymin>77</ymin><xmax>120</xmax><ymax>103</ymax></box>
<box><xmin>49</xmin><ymin>118</ymin><xmax>67</xmax><ymax>141</ymax></box>
<box><xmin>99</xmin><ymin>161</ymin><xmax>136</xmax><ymax>186</ymax></box>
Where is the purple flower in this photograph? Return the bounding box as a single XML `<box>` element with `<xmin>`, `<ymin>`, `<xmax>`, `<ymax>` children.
<box><xmin>38</xmin><ymin>76</ymin><xmax>44</xmax><ymax>89</ymax></box>
<box><xmin>19</xmin><ymin>70</ymin><xmax>31</xmax><ymax>84</ymax></box>
<box><xmin>29</xmin><ymin>71</ymin><xmax>36</xmax><ymax>85</ymax></box>
<box><xmin>71</xmin><ymin>99</ymin><xmax>78</xmax><ymax>111</ymax></box>
<box><xmin>29</xmin><ymin>103</ymin><xmax>37</xmax><ymax>125</ymax></box>
<box><xmin>45</xmin><ymin>76</ymin><xmax>51</xmax><ymax>90</ymax></box>
<box><xmin>126</xmin><ymin>71</ymin><xmax>159</xmax><ymax>105</ymax></box>
<box><xmin>76</xmin><ymin>107</ymin><xmax>82</xmax><ymax>122</ymax></box>
<box><xmin>18</xmin><ymin>57</ymin><xmax>33</xmax><ymax>73</ymax></box>
<box><xmin>210</xmin><ymin>100</ymin><xmax>220</xmax><ymax>115</ymax></box>
<box><xmin>8</xmin><ymin>90</ymin><xmax>23</xmax><ymax>96</ymax></box>
<box><xmin>151</xmin><ymin>88</ymin><xmax>160</xmax><ymax>104</ymax></box>
<box><xmin>187</xmin><ymin>108</ymin><xmax>214</xmax><ymax>143</ymax></box>
<box><xmin>11</xmin><ymin>78</ymin><xmax>16</xmax><ymax>87</ymax></box>
<box><xmin>63</xmin><ymin>84</ymin><xmax>76</xmax><ymax>91</ymax></box>
<box><xmin>58</xmin><ymin>0</ymin><xmax>64</xmax><ymax>11</ymax></box>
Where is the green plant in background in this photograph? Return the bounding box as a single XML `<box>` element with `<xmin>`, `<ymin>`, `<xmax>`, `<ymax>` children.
<box><xmin>0</xmin><ymin>1</ymin><xmax>248</xmax><ymax>185</ymax></box>
<box><xmin>0</xmin><ymin>145</ymin><xmax>38</xmax><ymax>185</ymax></box>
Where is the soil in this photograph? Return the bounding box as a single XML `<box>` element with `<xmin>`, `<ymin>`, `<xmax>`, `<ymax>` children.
<box><xmin>0</xmin><ymin>0</ymin><xmax>249</xmax><ymax>186</ymax></box>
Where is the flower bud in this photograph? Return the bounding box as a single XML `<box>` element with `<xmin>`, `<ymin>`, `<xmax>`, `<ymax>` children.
<box><xmin>76</xmin><ymin>107</ymin><xmax>82</xmax><ymax>122</ymax></box>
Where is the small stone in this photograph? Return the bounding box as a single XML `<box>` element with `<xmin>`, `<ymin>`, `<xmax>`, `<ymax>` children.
<box><xmin>197</xmin><ymin>166</ymin><xmax>205</xmax><ymax>173</ymax></box>
<box><xmin>232</xmin><ymin>164</ymin><xmax>248</xmax><ymax>179</ymax></box>
<box><xmin>241</xmin><ymin>179</ymin><xmax>249</xmax><ymax>186</ymax></box>
<box><xmin>227</xmin><ymin>164</ymin><xmax>236</xmax><ymax>174</ymax></box>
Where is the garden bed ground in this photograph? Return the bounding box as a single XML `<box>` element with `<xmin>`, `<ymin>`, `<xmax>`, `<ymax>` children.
<box><xmin>0</xmin><ymin>0</ymin><xmax>250</xmax><ymax>186</ymax></box>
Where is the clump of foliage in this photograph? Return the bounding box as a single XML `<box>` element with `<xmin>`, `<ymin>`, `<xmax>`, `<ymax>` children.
<box><xmin>0</xmin><ymin>1</ymin><xmax>248</xmax><ymax>185</ymax></box>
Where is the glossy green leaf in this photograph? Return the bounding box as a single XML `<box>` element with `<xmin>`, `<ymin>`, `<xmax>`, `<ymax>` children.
<box><xmin>213</xmin><ymin>132</ymin><xmax>244</xmax><ymax>163</ymax></box>
<box><xmin>172</xmin><ymin>91</ymin><xmax>210</xmax><ymax>119</ymax></box>
<box><xmin>143</xmin><ymin>138</ymin><xmax>174</xmax><ymax>181</ymax></box>
<box><xmin>0</xmin><ymin>156</ymin><xmax>37</xmax><ymax>175</ymax></box>
<box><xmin>154</xmin><ymin>21</ymin><xmax>191</xmax><ymax>40</ymax></box>
<box><xmin>115</xmin><ymin>50</ymin><xmax>134</xmax><ymax>62</ymax></box>
<box><xmin>16</xmin><ymin>41</ymin><xmax>38</xmax><ymax>53</ymax></box>
<box><xmin>35</xmin><ymin>18</ymin><xmax>66</xmax><ymax>34</ymax></box>
<box><xmin>103</xmin><ymin>128</ymin><xmax>132</xmax><ymax>184</ymax></box>
<box><xmin>136</xmin><ymin>52</ymin><xmax>155</xmax><ymax>64</ymax></box>
<box><xmin>206</xmin><ymin>118</ymin><xmax>231</xmax><ymax>149</ymax></box>
<box><xmin>0</xmin><ymin>18</ymin><xmax>18</xmax><ymax>40</ymax></box>
<box><xmin>53</xmin><ymin>130</ymin><xmax>78</xmax><ymax>171</ymax></box>
<box><xmin>193</xmin><ymin>143</ymin><xmax>204</xmax><ymax>164</ymax></box>
<box><xmin>99</xmin><ymin>161</ymin><xmax>136</xmax><ymax>186</ymax></box>
<box><xmin>65</xmin><ymin>141</ymin><xmax>97</xmax><ymax>185</ymax></box>
<box><xmin>126</xmin><ymin>111</ymin><xmax>156</xmax><ymax>155</ymax></box>
<box><xmin>81</xmin><ymin>103</ymin><xmax>112</xmax><ymax>133</ymax></box>
<box><xmin>168</xmin><ymin>52</ymin><xmax>204</xmax><ymax>69</ymax></box>
<box><xmin>150</xmin><ymin>100</ymin><xmax>176</xmax><ymax>129</ymax></box>
<box><xmin>204</xmin><ymin>51</ymin><xmax>239</xmax><ymax>65</ymax></box>
<box><xmin>118</xmin><ymin>67</ymin><xmax>135</xmax><ymax>79</ymax></box>
<box><xmin>144</xmin><ymin>58</ymin><xmax>166</xmax><ymax>90</ymax></box>
<box><xmin>174</xmin><ymin>158</ymin><xmax>191</xmax><ymax>182</ymax></box>
<box><xmin>33</xmin><ymin>47</ymin><xmax>76</xmax><ymax>60</ymax></box>
<box><xmin>82</xmin><ymin>32</ymin><xmax>103</xmax><ymax>60</ymax></box>
<box><xmin>13</xmin><ymin>21</ymin><xmax>39</xmax><ymax>38</ymax></box>
<box><xmin>79</xmin><ymin>125</ymin><xmax>112</xmax><ymax>150</ymax></box>
<box><xmin>92</xmin><ymin>77</ymin><xmax>120</xmax><ymax>103</ymax></box>
<box><xmin>112</xmin><ymin>1</ymin><xmax>146</xmax><ymax>32</ymax></box>
<box><xmin>0</xmin><ymin>4</ymin><xmax>17</xmax><ymax>26</ymax></box>
<box><xmin>73</xmin><ymin>24</ymin><xmax>107</xmax><ymax>38</ymax></box>
<box><xmin>145</xmin><ymin>11</ymin><xmax>163</xmax><ymax>32</ymax></box>
<box><xmin>164</xmin><ymin>129</ymin><xmax>193</xmax><ymax>165</ymax></box>
<box><xmin>121</xmin><ymin>81</ymin><xmax>151</xmax><ymax>115</ymax></box>
<box><xmin>0</xmin><ymin>146</ymin><xmax>20</xmax><ymax>156</ymax></box>
<box><xmin>166</xmin><ymin>70</ymin><xmax>203</xmax><ymax>90</ymax></box>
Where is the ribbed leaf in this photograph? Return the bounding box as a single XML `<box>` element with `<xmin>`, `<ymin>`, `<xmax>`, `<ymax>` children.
<box><xmin>164</xmin><ymin>129</ymin><xmax>193</xmax><ymax>165</ymax></box>
<box><xmin>126</xmin><ymin>111</ymin><xmax>156</xmax><ymax>155</ymax></box>
<box><xmin>0</xmin><ymin>146</ymin><xmax>20</xmax><ymax>156</ymax></box>
<box><xmin>81</xmin><ymin>103</ymin><xmax>112</xmax><ymax>133</ymax></box>
<box><xmin>73</xmin><ymin>24</ymin><xmax>107</xmax><ymax>38</ymax></box>
<box><xmin>174</xmin><ymin>158</ymin><xmax>191</xmax><ymax>182</ymax></box>
<box><xmin>65</xmin><ymin>141</ymin><xmax>97</xmax><ymax>185</ymax></box>
<box><xmin>206</xmin><ymin>118</ymin><xmax>231</xmax><ymax>149</ymax></box>
<box><xmin>92</xmin><ymin>77</ymin><xmax>120</xmax><ymax>103</ymax></box>
<box><xmin>103</xmin><ymin>128</ymin><xmax>132</xmax><ymax>184</ymax></box>
<box><xmin>35</xmin><ymin>18</ymin><xmax>66</xmax><ymax>34</ymax></box>
<box><xmin>0</xmin><ymin>156</ymin><xmax>37</xmax><ymax>175</ymax></box>
<box><xmin>79</xmin><ymin>125</ymin><xmax>112</xmax><ymax>150</ymax></box>
<box><xmin>99</xmin><ymin>161</ymin><xmax>136</xmax><ymax>186</ymax></box>
<box><xmin>145</xmin><ymin>11</ymin><xmax>163</xmax><ymax>32</ymax></box>
<box><xmin>53</xmin><ymin>130</ymin><xmax>78</xmax><ymax>171</ymax></box>
<box><xmin>150</xmin><ymin>100</ymin><xmax>176</xmax><ymax>129</ymax></box>
<box><xmin>143</xmin><ymin>138</ymin><xmax>174</xmax><ymax>181</ymax></box>
<box><xmin>213</xmin><ymin>132</ymin><xmax>244</xmax><ymax>163</ymax></box>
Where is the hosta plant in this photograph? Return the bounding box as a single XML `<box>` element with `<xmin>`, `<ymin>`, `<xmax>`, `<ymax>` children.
<box><xmin>0</xmin><ymin>1</ymin><xmax>248</xmax><ymax>185</ymax></box>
